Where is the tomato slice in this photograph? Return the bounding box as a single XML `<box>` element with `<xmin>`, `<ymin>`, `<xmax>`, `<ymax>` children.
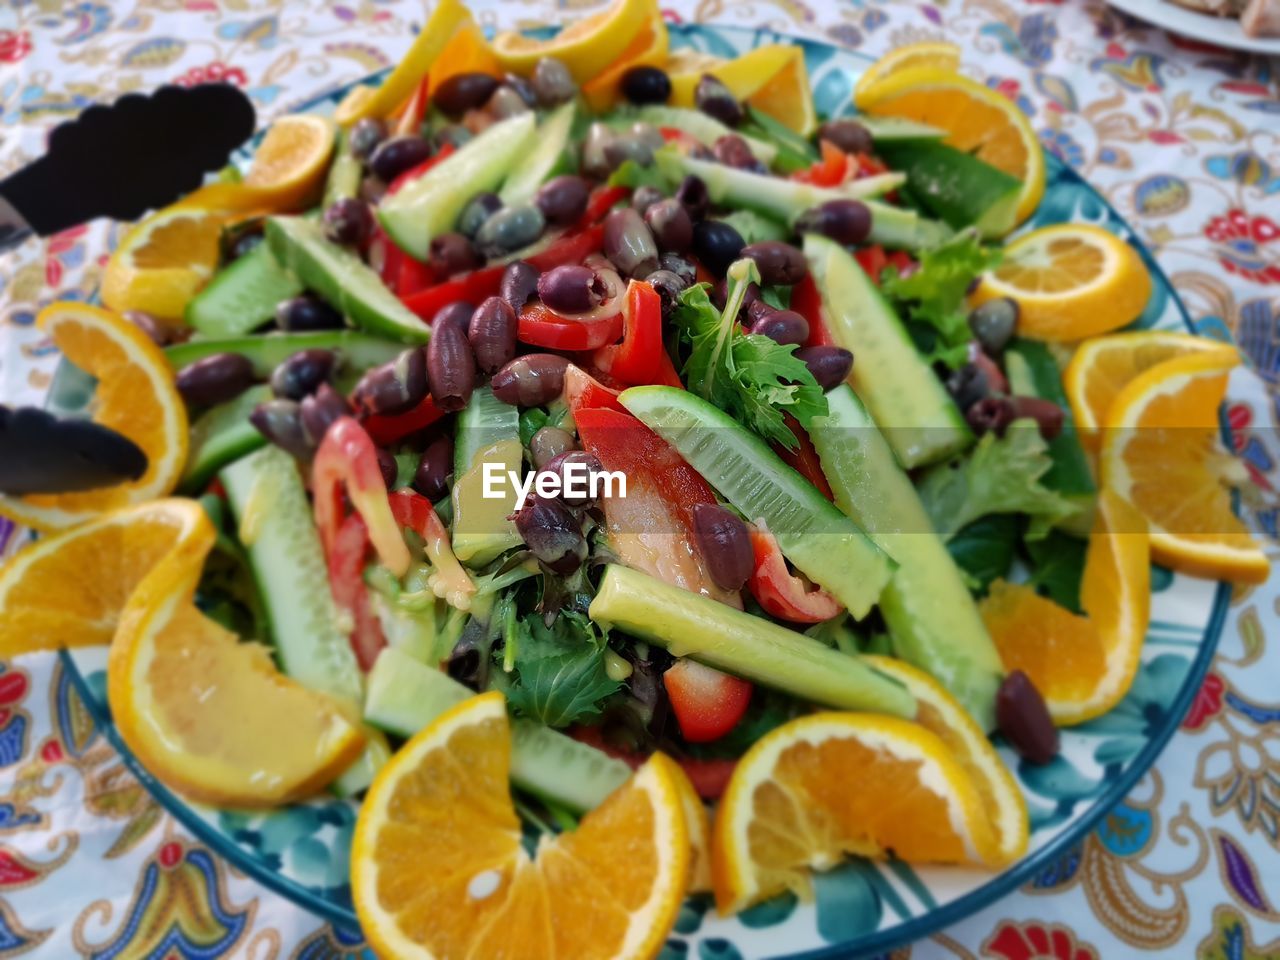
<box><xmin>663</xmin><ymin>659</ymin><xmax>753</xmax><ymax>743</ymax></box>
<box><xmin>517</xmin><ymin>301</ymin><xmax>623</xmax><ymax>351</ymax></box>
<box><xmin>747</xmin><ymin>523</ymin><xmax>843</xmax><ymax>623</ymax></box>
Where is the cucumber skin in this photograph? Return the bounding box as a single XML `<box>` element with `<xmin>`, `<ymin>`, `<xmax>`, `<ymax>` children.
<box><xmin>854</xmin><ymin>116</ymin><xmax>947</xmax><ymax>141</ymax></box>
<box><xmin>811</xmin><ymin>386</ymin><xmax>1003</xmax><ymax>730</ymax></box>
<box><xmin>364</xmin><ymin>648</ymin><xmax>631</xmax><ymax>812</ymax></box>
<box><xmin>618</xmin><ymin>386</ymin><xmax>894</xmax><ymax>619</ymax></box>
<box><xmin>877</xmin><ymin>140</ymin><xmax>1021</xmax><ymax>239</ymax></box>
<box><xmin>1005</xmin><ymin>341</ymin><xmax>1096</xmax><ymax>498</ymax></box>
<box><xmin>804</xmin><ymin>234</ymin><xmax>972</xmax><ymax>469</ymax></box>
<box><xmin>184</xmin><ymin>242</ymin><xmax>303</xmax><ymax>338</ymax></box>
<box><xmin>590</xmin><ymin>565</ymin><xmax>915</xmax><ymax>718</ymax></box>
<box><xmin>180</xmin><ymin>385</ymin><xmax>269</xmax><ymax>494</ymax></box>
<box><xmin>499</xmin><ymin>102</ymin><xmax>575</xmax><ymax>207</ymax></box>
<box><xmin>454</xmin><ymin>386</ymin><xmax>520</xmax><ymax>478</ymax></box>
<box><xmin>166</xmin><ymin>331</ymin><xmax>403</xmax><ymax>379</ymax></box>
<box><xmin>266</xmin><ymin>216</ymin><xmax>430</xmax><ymax>344</ymax></box>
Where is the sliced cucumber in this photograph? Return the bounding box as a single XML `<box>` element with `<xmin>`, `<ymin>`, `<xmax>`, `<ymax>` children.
<box><xmin>810</xmin><ymin>385</ymin><xmax>1003</xmax><ymax>729</ymax></box>
<box><xmin>877</xmin><ymin>140</ymin><xmax>1021</xmax><ymax>239</ymax></box>
<box><xmin>854</xmin><ymin>116</ymin><xmax>947</xmax><ymax>141</ymax></box>
<box><xmin>322</xmin><ymin>128</ymin><xmax>363</xmax><ymax>207</ymax></box>
<box><xmin>618</xmin><ymin>385</ymin><xmax>893</xmax><ymax>619</ymax></box>
<box><xmin>265</xmin><ymin>216</ymin><xmax>430</xmax><ymax>344</ymax></box>
<box><xmin>219</xmin><ymin>446</ymin><xmax>384</xmax><ymax>793</ymax></box>
<box><xmin>499</xmin><ymin>102</ymin><xmax>575</xmax><ymax>206</ymax></box>
<box><xmin>180</xmin><ymin>385</ymin><xmax>268</xmax><ymax>494</ymax></box>
<box><xmin>378</xmin><ymin>112</ymin><xmax>538</xmax><ymax>259</ymax></box>
<box><xmin>654</xmin><ymin>150</ymin><xmax>949</xmax><ymax>250</ymax></box>
<box><xmin>804</xmin><ymin>233</ymin><xmax>972</xmax><ymax>468</ymax></box>
<box><xmin>184</xmin><ymin>242</ymin><xmax>303</xmax><ymax>338</ymax></box>
<box><xmin>365</xmin><ymin>648</ymin><xmax>631</xmax><ymax>812</ymax></box>
<box><xmin>166</xmin><ymin>330</ymin><xmax>403</xmax><ymax>379</ymax></box>
<box><xmin>452</xmin><ymin>387</ymin><xmax>523</xmax><ymax>567</ymax></box>
<box><xmin>590</xmin><ymin>565</ymin><xmax>915</xmax><ymax>717</ymax></box>
<box><xmin>623</xmin><ymin>105</ymin><xmax>777</xmax><ymax>165</ymax></box>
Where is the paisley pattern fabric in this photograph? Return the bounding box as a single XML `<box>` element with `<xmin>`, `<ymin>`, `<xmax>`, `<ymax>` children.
<box><xmin>1</xmin><ymin>1</ymin><xmax>1278</xmax><ymax>957</ymax></box>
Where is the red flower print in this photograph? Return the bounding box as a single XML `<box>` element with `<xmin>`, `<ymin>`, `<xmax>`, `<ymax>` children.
<box><xmin>1204</xmin><ymin>209</ymin><xmax>1280</xmax><ymax>284</ymax></box>
<box><xmin>0</xmin><ymin>30</ymin><xmax>32</xmax><ymax>64</ymax></box>
<box><xmin>1183</xmin><ymin>672</ymin><xmax>1226</xmax><ymax>731</ymax></box>
<box><xmin>985</xmin><ymin>920</ymin><xmax>1100</xmax><ymax>960</ymax></box>
<box><xmin>174</xmin><ymin>61</ymin><xmax>248</xmax><ymax>88</ymax></box>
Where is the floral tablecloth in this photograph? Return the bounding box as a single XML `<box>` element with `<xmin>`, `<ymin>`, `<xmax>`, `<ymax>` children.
<box><xmin>2</xmin><ymin>0</ymin><xmax>1279</xmax><ymax>957</ymax></box>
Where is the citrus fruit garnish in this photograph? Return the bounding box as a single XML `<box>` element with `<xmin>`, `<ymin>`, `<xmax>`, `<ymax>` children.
<box><xmin>491</xmin><ymin>0</ymin><xmax>658</xmax><ymax>83</ymax></box>
<box><xmin>581</xmin><ymin>19</ymin><xmax>670</xmax><ymax>113</ymax></box>
<box><xmin>972</xmin><ymin>224</ymin><xmax>1153</xmax><ymax>340</ymax></box>
<box><xmin>980</xmin><ymin>490</ymin><xmax>1151</xmax><ymax>725</ymax></box>
<box><xmin>1064</xmin><ymin>330</ymin><xmax>1238</xmax><ymax>448</ymax></box>
<box><xmin>352</xmin><ymin>691</ymin><xmax>690</xmax><ymax>960</ymax></box>
<box><xmin>862</xmin><ymin>656</ymin><xmax>1028</xmax><ymax>865</ymax></box>
<box><xmin>853</xmin><ymin>42</ymin><xmax>960</xmax><ymax>102</ymax></box>
<box><xmin>242</xmin><ymin>114</ymin><xmax>336</xmax><ymax>210</ymax></box>
<box><xmin>854</xmin><ymin>65</ymin><xmax>1044</xmax><ymax>228</ymax></box>
<box><xmin>668</xmin><ymin>44</ymin><xmax>816</xmax><ymax>135</ymax></box>
<box><xmin>427</xmin><ymin>19</ymin><xmax>501</xmax><ymax>93</ymax></box>
<box><xmin>1100</xmin><ymin>352</ymin><xmax>1270</xmax><ymax>582</ymax></box>
<box><xmin>108</xmin><ymin>546</ymin><xmax>365</xmax><ymax>807</ymax></box>
<box><xmin>670</xmin><ymin>757</ymin><xmax>713</xmax><ymax>893</ymax></box>
<box><xmin>101</xmin><ymin>206</ymin><xmax>225</xmax><ymax>321</ymax></box>
<box><xmin>710</xmin><ymin>711</ymin><xmax>1000</xmax><ymax>915</ymax></box>
<box><xmin>0</xmin><ymin>303</ymin><xmax>188</xmax><ymax>530</ymax></box>
<box><xmin>0</xmin><ymin>498</ymin><xmax>210</xmax><ymax>656</ymax></box>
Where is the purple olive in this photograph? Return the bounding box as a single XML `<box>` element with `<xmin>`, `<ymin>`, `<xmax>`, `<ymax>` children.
<box><xmin>1011</xmin><ymin>395</ymin><xmax>1065</xmax><ymax>440</ymax></box>
<box><xmin>795</xmin><ymin>345</ymin><xmax>853</xmax><ymax>390</ymax></box>
<box><xmin>300</xmin><ymin>383</ymin><xmax>352</xmax><ymax>445</ymax></box>
<box><xmin>490</xmin><ymin>354</ymin><xmax>569</xmax><ymax>407</ymax></box>
<box><xmin>537</xmin><ymin>264</ymin><xmax>608</xmax><ymax>314</ymax></box>
<box><xmin>351</xmin><ymin>348</ymin><xmax>428</xmax><ymax>417</ymax></box>
<box><xmin>432</xmin><ymin>72</ymin><xmax>500</xmax><ymax>117</ymax></box>
<box><xmin>691</xmin><ymin>503</ymin><xmax>753</xmax><ymax>591</ymax></box>
<box><xmin>966</xmin><ymin>395</ymin><xmax>1017</xmax><ymax>437</ymax></box>
<box><xmin>514</xmin><ymin>495</ymin><xmax>586</xmax><ymax>573</ymax></box>
<box><xmin>794</xmin><ymin>199</ymin><xmax>872</xmax><ymax>246</ymax></box>
<box><xmin>376</xmin><ymin>447</ymin><xmax>397</xmax><ymax>489</ymax></box>
<box><xmin>750</xmin><ymin>308</ymin><xmax>809</xmax><ymax>346</ymax></box>
<box><xmin>996</xmin><ymin>670</ymin><xmax>1059</xmax><ymax>764</ymax></box>
<box><xmin>426</xmin><ymin>315</ymin><xmax>476</xmax><ymax>412</ymax></box>
<box><xmin>413</xmin><ymin>434</ymin><xmax>454</xmax><ymax>501</ymax></box>
<box><xmin>270</xmin><ymin>348</ymin><xmax>337</xmax><ymax>400</ymax></box>
<box><xmin>467</xmin><ymin>296</ymin><xmax>517</xmax><ymax>375</ymax></box>
<box><xmin>534</xmin><ymin>175</ymin><xmax>590</xmax><ymax>226</ymax></box>
<box><xmin>323</xmin><ymin>198</ymin><xmax>374</xmax><ymax>247</ymax></box>
<box><xmin>176</xmin><ymin>353</ymin><xmax>256</xmax><ymax>408</ymax></box>
<box><xmin>500</xmin><ymin>261</ymin><xmax>539</xmax><ymax>314</ymax></box>
<box><xmin>251</xmin><ymin>399</ymin><xmax>312</xmax><ymax>459</ymax></box>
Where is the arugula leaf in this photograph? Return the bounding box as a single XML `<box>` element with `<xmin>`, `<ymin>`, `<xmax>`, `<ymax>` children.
<box><xmin>500</xmin><ymin>610</ymin><xmax>621</xmax><ymax>728</ymax></box>
<box><xmin>1024</xmin><ymin>530</ymin><xmax>1087</xmax><ymax>614</ymax></box>
<box><xmin>917</xmin><ymin>423</ymin><xmax>1080</xmax><ymax>542</ymax></box>
<box><xmin>881</xmin><ymin>231</ymin><xmax>1001</xmax><ymax>360</ymax></box>
<box><xmin>946</xmin><ymin>514</ymin><xmax>1019</xmax><ymax>592</ymax></box>
<box><xmin>673</xmin><ymin>259</ymin><xmax>827</xmax><ymax>449</ymax></box>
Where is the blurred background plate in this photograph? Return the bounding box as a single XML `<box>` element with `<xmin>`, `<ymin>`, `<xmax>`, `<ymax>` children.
<box><xmin>1106</xmin><ymin>0</ymin><xmax>1280</xmax><ymax>55</ymax></box>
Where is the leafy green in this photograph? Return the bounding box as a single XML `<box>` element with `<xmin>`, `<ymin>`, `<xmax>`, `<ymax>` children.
<box><xmin>673</xmin><ymin>259</ymin><xmax>827</xmax><ymax>449</ymax></box>
<box><xmin>608</xmin><ymin>159</ymin><xmax>672</xmax><ymax>192</ymax></box>
<box><xmin>519</xmin><ymin>407</ymin><xmax>551</xmax><ymax>448</ymax></box>
<box><xmin>741</xmin><ymin>106</ymin><xmax>818</xmax><ymax>174</ymax></box>
<box><xmin>1024</xmin><ymin>530</ymin><xmax>1087</xmax><ymax>613</ymax></box>
<box><xmin>881</xmin><ymin>231</ymin><xmax>1001</xmax><ymax>361</ymax></box>
<box><xmin>917</xmin><ymin>423</ymin><xmax>1081</xmax><ymax>542</ymax></box>
<box><xmin>946</xmin><ymin>514</ymin><xmax>1019</xmax><ymax>592</ymax></box>
<box><xmin>498</xmin><ymin>611</ymin><xmax>621</xmax><ymax>728</ymax></box>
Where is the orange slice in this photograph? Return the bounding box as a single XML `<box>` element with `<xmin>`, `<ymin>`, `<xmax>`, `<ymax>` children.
<box><xmin>1064</xmin><ymin>330</ymin><xmax>1238</xmax><ymax>448</ymax></box>
<box><xmin>102</xmin><ymin>206</ymin><xmax>225</xmax><ymax>321</ymax></box>
<box><xmin>0</xmin><ymin>498</ymin><xmax>210</xmax><ymax>655</ymax></box>
<box><xmin>582</xmin><ymin>20</ymin><xmax>670</xmax><ymax>113</ymax></box>
<box><xmin>491</xmin><ymin>0</ymin><xmax>658</xmax><ymax>83</ymax></box>
<box><xmin>980</xmin><ymin>490</ymin><xmax>1151</xmax><ymax>725</ymax></box>
<box><xmin>863</xmin><ymin>656</ymin><xmax>1028</xmax><ymax>865</ymax></box>
<box><xmin>711</xmin><ymin>711</ymin><xmax>1000</xmax><ymax>915</ymax></box>
<box><xmin>1100</xmin><ymin>352</ymin><xmax>1269</xmax><ymax>582</ymax></box>
<box><xmin>853</xmin><ymin>42</ymin><xmax>960</xmax><ymax>102</ymax></box>
<box><xmin>0</xmin><ymin>303</ymin><xmax>188</xmax><ymax>530</ymax></box>
<box><xmin>352</xmin><ymin>692</ymin><xmax>690</xmax><ymax>960</ymax></box>
<box><xmin>670</xmin><ymin>756</ymin><xmax>713</xmax><ymax>893</ymax></box>
<box><xmin>668</xmin><ymin>44</ymin><xmax>816</xmax><ymax>135</ymax></box>
<box><xmin>427</xmin><ymin>20</ymin><xmax>501</xmax><ymax>92</ymax></box>
<box><xmin>242</xmin><ymin>114</ymin><xmax>335</xmax><ymax>210</ymax></box>
<box><xmin>855</xmin><ymin>66</ymin><xmax>1044</xmax><ymax>229</ymax></box>
<box><xmin>107</xmin><ymin>547</ymin><xmax>365</xmax><ymax>807</ymax></box>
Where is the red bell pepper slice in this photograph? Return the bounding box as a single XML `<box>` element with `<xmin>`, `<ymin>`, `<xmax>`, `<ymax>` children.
<box><xmin>563</xmin><ymin>364</ymin><xmax>627</xmax><ymax>414</ymax></box>
<box><xmin>386</xmin><ymin>489</ymin><xmax>476</xmax><ymax>610</ymax></box>
<box><xmin>592</xmin><ymin>280</ymin><xmax>675</xmax><ymax>386</ymax></box>
<box><xmin>580</xmin><ymin>185</ymin><xmax>630</xmax><ymax>226</ymax></box>
<box><xmin>793</xmin><ymin>140</ymin><xmax>851</xmax><ymax>187</ymax></box>
<box><xmin>567</xmin><ymin>725</ymin><xmax>738</xmax><ymax>800</ymax></box>
<box><xmin>747</xmin><ymin>523</ymin><xmax>843</xmax><ymax>624</ymax></box>
<box><xmin>517</xmin><ymin>301</ymin><xmax>623</xmax><ymax>351</ymax></box>
<box><xmin>772</xmin><ymin>414</ymin><xmax>834</xmax><ymax>502</ymax></box>
<box><xmin>663</xmin><ymin>659</ymin><xmax>753</xmax><ymax>743</ymax></box>
<box><xmin>361</xmin><ymin>395</ymin><xmax>446</xmax><ymax>447</ymax></box>
<box><xmin>658</xmin><ymin>126</ymin><xmax>702</xmax><ymax>151</ymax></box>
<box><xmin>313</xmin><ymin>417</ymin><xmax>411</xmax><ymax>577</ymax></box>
<box><xmin>790</xmin><ymin>273</ymin><xmax>835</xmax><ymax>348</ymax></box>
<box><xmin>327</xmin><ymin>513</ymin><xmax>387</xmax><ymax>671</ymax></box>
<box><xmin>855</xmin><ymin>245</ymin><xmax>889</xmax><ymax>285</ymax></box>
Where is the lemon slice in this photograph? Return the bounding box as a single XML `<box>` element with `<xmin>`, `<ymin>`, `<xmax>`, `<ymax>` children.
<box><xmin>668</xmin><ymin>44</ymin><xmax>816</xmax><ymax>135</ymax></box>
<box><xmin>491</xmin><ymin>0</ymin><xmax>658</xmax><ymax>82</ymax></box>
<box><xmin>853</xmin><ymin>41</ymin><xmax>961</xmax><ymax>104</ymax></box>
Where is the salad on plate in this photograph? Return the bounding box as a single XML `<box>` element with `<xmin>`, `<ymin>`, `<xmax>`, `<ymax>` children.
<box><xmin>0</xmin><ymin>1</ymin><xmax>1269</xmax><ymax>957</ymax></box>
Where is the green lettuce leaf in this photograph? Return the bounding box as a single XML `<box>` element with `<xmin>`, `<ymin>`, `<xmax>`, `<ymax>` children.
<box><xmin>917</xmin><ymin>423</ymin><xmax>1080</xmax><ymax>542</ymax></box>
<box><xmin>500</xmin><ymin>610</ymin><xmax>621</xmax><ymax>728</ymax></box>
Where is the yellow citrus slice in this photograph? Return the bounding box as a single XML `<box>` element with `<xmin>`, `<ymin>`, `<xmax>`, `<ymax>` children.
<box><xmin>1064</xmin><ymin>330</ymin><xmax>1238</xmax><ymax>448</ymax></box>
<box><xmin>1100</xmin><ymin>352</ymin><xmax>1270</xmax><ymax>582</ymax></box>
<box><xmin>0</xmin><ymin>304</ymin><xmax>188</xmax><ymax>530</ymax></box>
<box><xmin>352</xmin><ymin>691</ymin><xmax>690</xmax><ymax>960</ymax></box>
<box><xmin>101</xmin><ymin>206</ymin><xmax>224</xmax><ymax>321</ymax></box>
<box><xmin>242</xmin><ymin>114</ymin><xmax>336</xmax><ymax>210</ymax></box>
<box><xmin>853</xmin><ymin>42</ymin><xmax>961</xmax><ymax>103</ymax></box>
<box><xmin>427</xmin><ymin>20</ymin><xmax>501</xmax><ymax>94</ymax></box>
<box><xmin>668</xmin><ymin>44</ymin><xmax>816</xmax><ymax>135</ymax></box>
<box><xmin>855</xmin><ymin>65</ymin><xmax>1044</xmax><ymax>228</ymax></box>
<box><xmin>972</xmin><ymin>224</ymin><xmax>1154</xmax><ymax>341</ymax></box>
<box><xmin>107</xmin><ymin>547</ymin><xmax>365</xmax><ymax>807</ymax></box>
<box><xmin>711</xmin><ymin>712</ymin><xmax>1000</xmax><ymax>915</ymax></box>
<box><xmin>0</xmin><ymin>498</ymin><xmax>210</xmax><ymax>656</ymax></box>
<box><xmin>334</xmin><ymin>0</ymin><xmax>473</xmax><ymax>124</ymax></box>
<box><xmin>491</xmin><ymin>0</ymin><xmax>659</xmax><ymax>83</ymax></box>
<box><xmin>980</xmin><ymin>490</ymin><xmax>1151</xmax><ymax>725</ymax></box>
<box><xmin>862</xmin><ymin>656</ymin><xmax>1028</xmax><ymax>865</ymax></box>
<box><xmin>582</xmin><ymin>19</ymin><xmax>670</xmax><ymax>113</ymax></box>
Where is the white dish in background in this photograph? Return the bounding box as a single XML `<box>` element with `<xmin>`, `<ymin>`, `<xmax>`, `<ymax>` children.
<box><xmin>1107</xmin><ymin>0</ymin><xmax>1280</xmax><ymax>55</ymax></box>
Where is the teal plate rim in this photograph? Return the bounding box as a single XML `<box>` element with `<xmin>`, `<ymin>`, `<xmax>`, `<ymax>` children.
<box><xmin>55</xmin><ymin>21</ymin><xmax>1233</xmax><ymax>959</ymax></box>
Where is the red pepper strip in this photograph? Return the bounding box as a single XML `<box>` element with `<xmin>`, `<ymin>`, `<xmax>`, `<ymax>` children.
<box><xmin>886</xmin><ymin>250</ymin><xmax>916</xmax><ymax>276</ymax></box>
<box><xmin>392</xmin><ymin>73</ymin><xmax>432</xmax><ymax>139</ymax></box>
<box><xmin>663</xmin><ymin>659</ymin><xmax>753</xmax><ymax>743</ymax></box>
<box><xmin>772</xmin><ymin>413</ymin><xmax>834</xmax><ymax>502</ymax></box>
<box><xmin>563</xmin><ymin>364</ymin><xmax>627</xmax><ymax>415</ymax></box>
<box><xmin>854</xmin><ymin>151</ymin><xmax>889</xmax><ymax>177</ymax></box>
<box><xmin>592</xmin><ymin>280</ymin><xmax>670</xmax><ymax>386</ymax></box>
<box><xmin>567</xmin><ymin>725</ymin><xmax>738</xmax><ymax>801</ymax></box>
<box><xmin>387</xmin><ymin>489</ymin><xmax>476</xmax><ymax>610</ymax></box>
<box><xmin>387</xmin><ymin>142</ymin><xmax>455</xmax><ymax>197</ymax></box>
<box><xmin>313</xmin><ymin>417</ymin><xmax>411</xmax><ymax>577</ymax></box>
<box><xmin>792</xmin><ymin>140</ymin><xmax>850</xmax><ymax>187</ymax></box>
<box><xmin>327</xmin><ymin>513</ymin><xmax>387</xmax><ymax>672</ymax></box>
<box><xmin>396</xmin><ymin>256</ymin><xmax>435</xmax><ymax>298</ymax></box>
<box><xmin>361</xmin><ymin>395</ymin><xmax>446</xmax><ymax>447</ymax></box>
<box><xmin>855</xmin><ymin>245</ymin><xmax>889</xmax><ymax>286</ymax></box>
<box><xmin>658</xmin><ymin>126</ymin><xmax>702</xmax><ymax>151</ymax></box>
<box><xmin>518</xmin><ymin>301</ymin><xmax>623</xmax><ymax>351</ymax></box>
<box><xmin>579</xmin><ymin>185</ymin><xmax>630</xmax><ymax>227</ymax></box>
<box><xmin>747</xmin><ymin>523</ymin><xmax>843</xmax><ymax>624</ymax></box>
<box><xmin>790</xmin><ymin>273</ymin><xmax>835</xmax><ymax>348</ymax></box>
<box><xmin>401</xmin><ymin>223</ymin><xmax>607</xmax><ymax>321</ymax></box>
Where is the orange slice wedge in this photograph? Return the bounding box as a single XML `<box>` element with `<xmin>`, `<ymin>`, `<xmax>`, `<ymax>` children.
<box><xmin>668</xmin><ymin>44</ymin><xmax>816</xmax><ymax>135</ymax></box>
<box><xmin>242</xmin><ymin>114</ymin><xmax>335</xmax><ymax>211</ymax></box>
<box><xmin>853</xmin><ymin>42</ymin><xmax>961</xmax><ymax>102</ymax></box>
<box><xmin>490</xmin><ymin>0</ymin><xmax>658</xmax><ymax>83</ymax></box>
